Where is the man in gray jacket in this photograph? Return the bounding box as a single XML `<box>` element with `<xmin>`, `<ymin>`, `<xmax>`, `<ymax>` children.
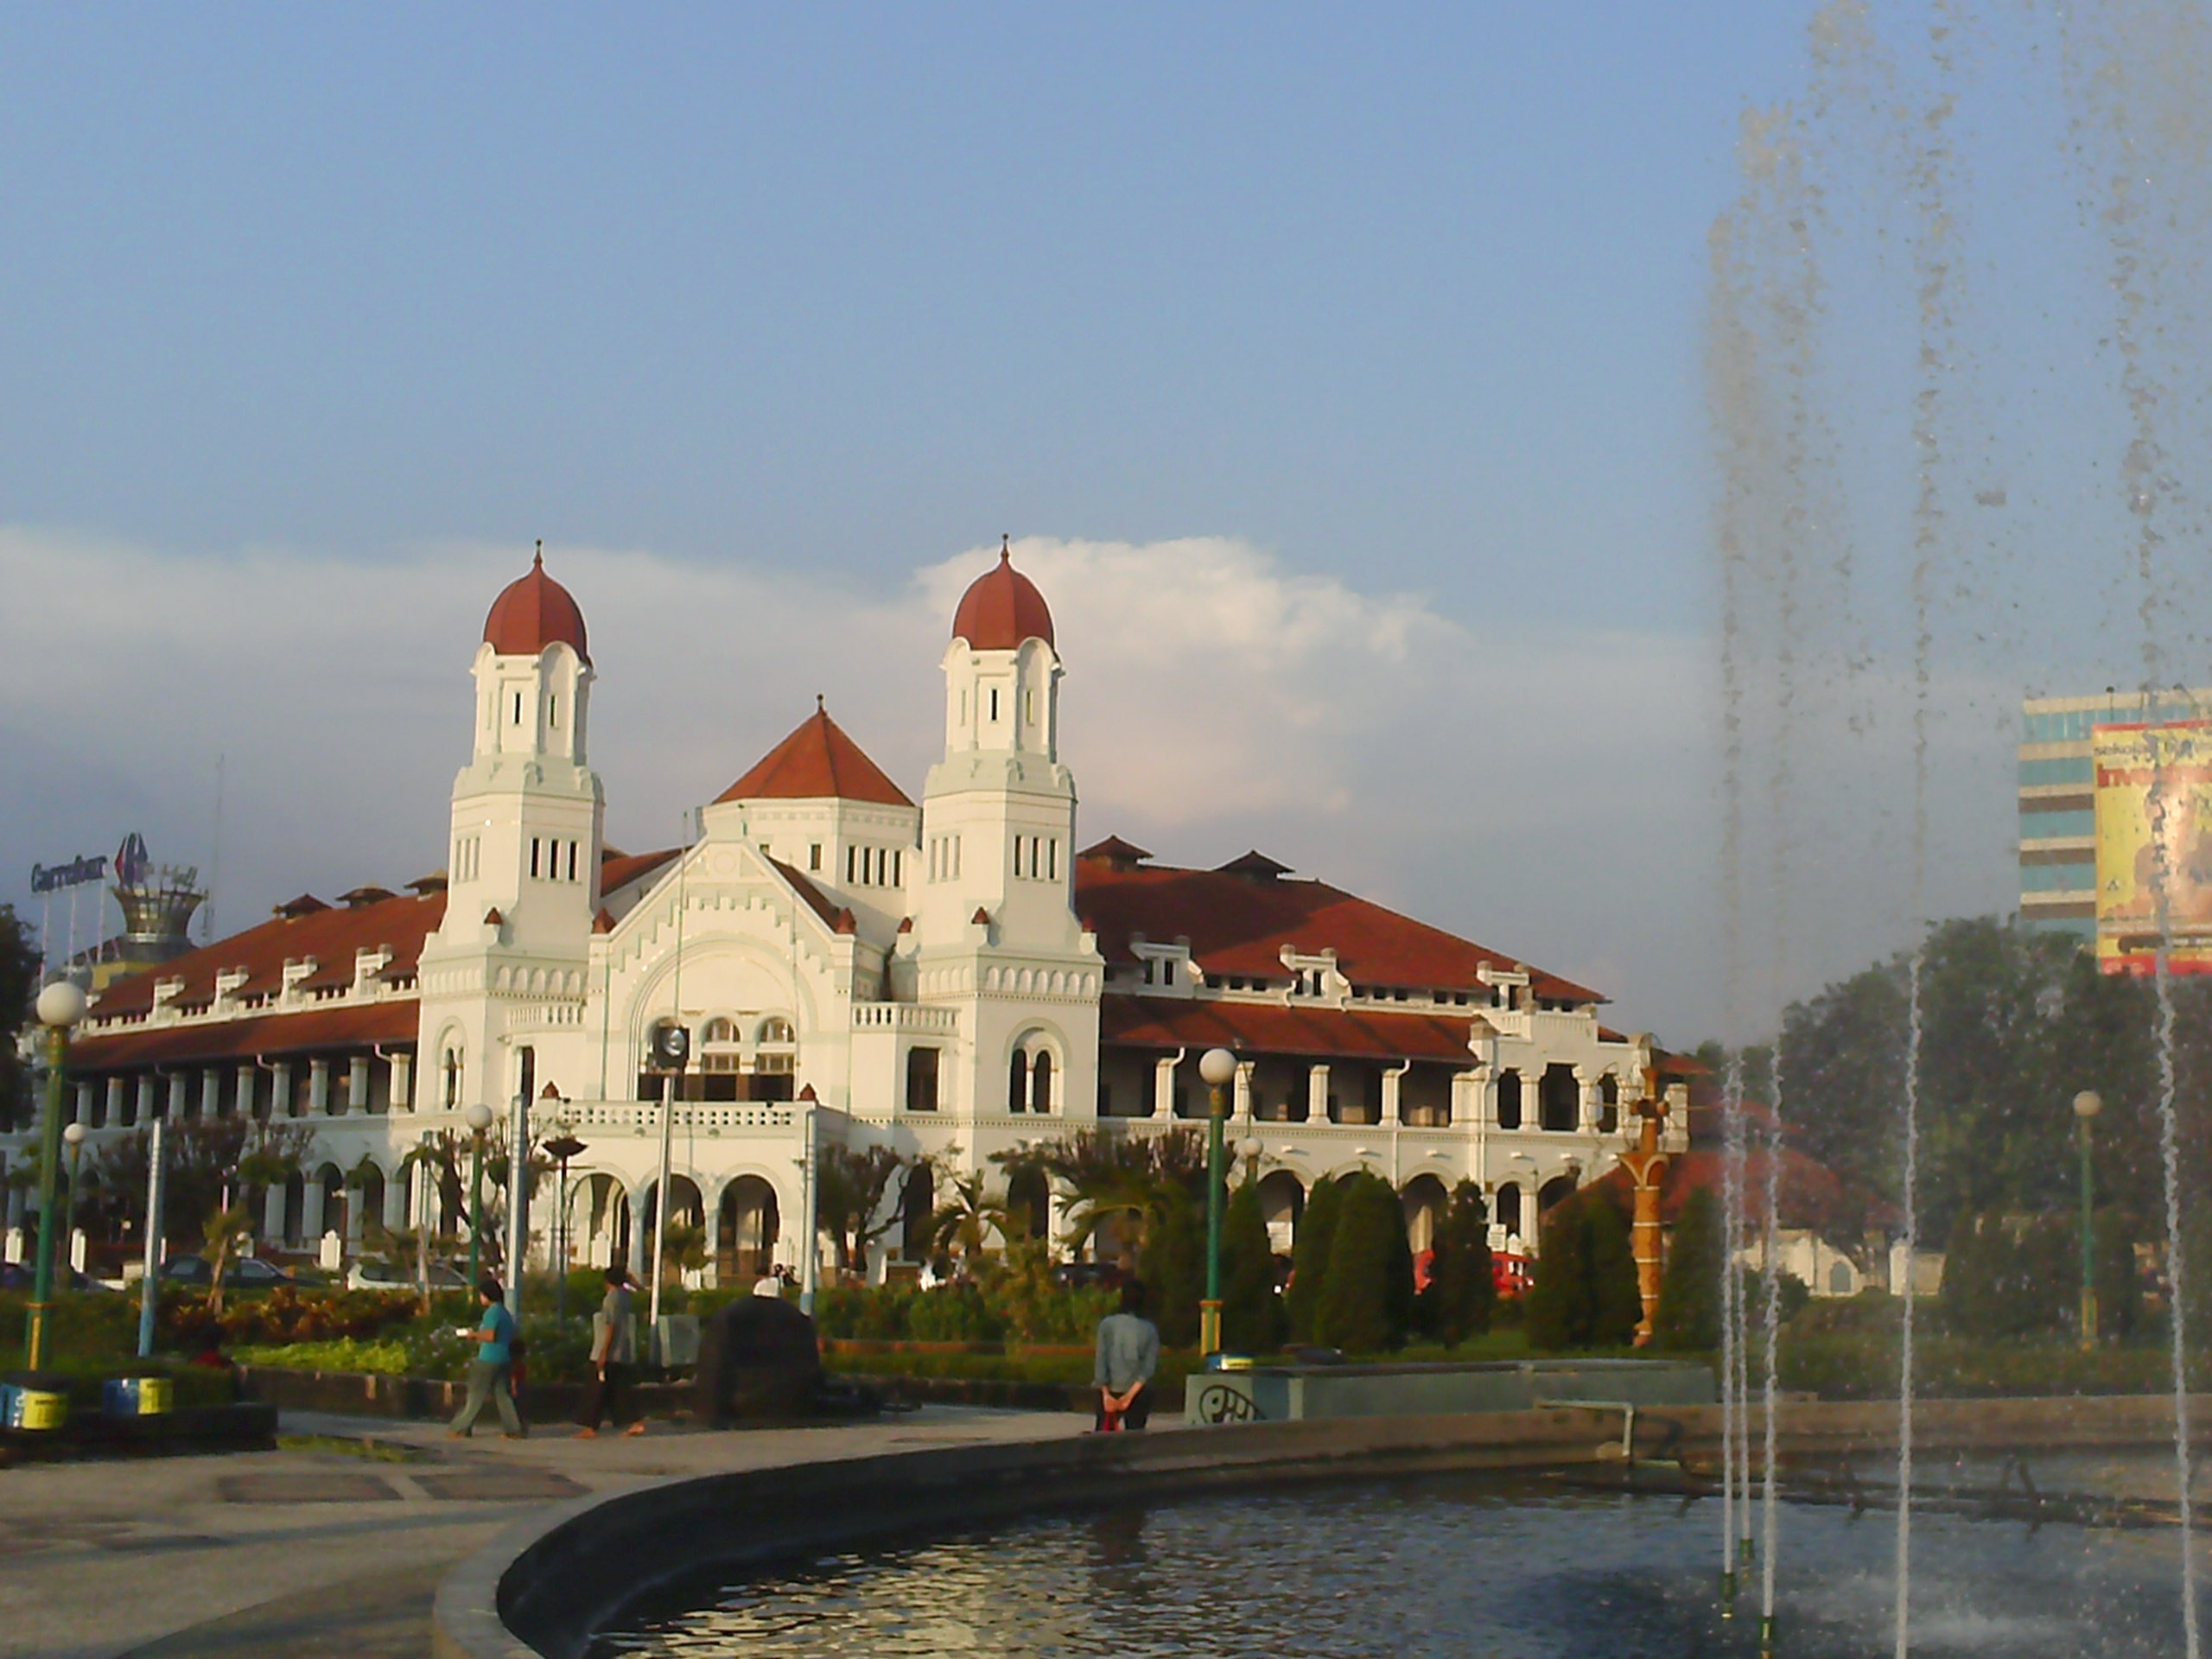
<box><xmin>1093</xmin><ymin>1279</ymin><xmax>1160</xmax><ymax>1431</ymax></box>
<box><xmin>575</xmin><ymin>1266</ymin><xmax>644</xmax><ymax>1438</ymax></box>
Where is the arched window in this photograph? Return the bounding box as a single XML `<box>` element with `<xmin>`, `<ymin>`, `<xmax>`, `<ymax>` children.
<box><xmin>442</xmin><ymin>1047</ymin><xmax>462</xmax><ymax>1110</ymax></box>
<box><xmin>1008</xmin><ymin>1048</ymin><xmax>1030</xmax><ymax>1114</ymax></box>
<box><xmin>1028</xmin><ymin>1050</ymin><xmax>1053</xmax><ymax>1113</ymax></box>
<box><xmin>703</xmin><ymin>1018</ymin><xmax>736</xmax><ymax>1045</ymax></box>
<box><xmin>1599</xmin><ymin>1072</ymin><xmax>1620</xmax><ymax>1135</ymax></box>
<box><xmin>1539</xmin><ymin>1065</ymin><xmax>1580</xmax><ymax>1133</ymax></box>
<box><xmin>758</xmin><ymin>1016</ymin><xmax>794</xmax><ymax>1046</ymax></box>
<box><xmin>1495</xmin><ymin>1182</ymin><xmax>1523</xmax><ymax>1238</ymax></box>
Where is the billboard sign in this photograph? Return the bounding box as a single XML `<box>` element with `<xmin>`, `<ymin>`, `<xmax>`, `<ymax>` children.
<box><xmin>30</xmin><ymin>853</ymin><xmax>108</xmax><ymax>894</ymax></box>
<box><xmin>2093</xmin><ymin>721</ymin><xmax>2212</xmax><ymax>974</ymax></box>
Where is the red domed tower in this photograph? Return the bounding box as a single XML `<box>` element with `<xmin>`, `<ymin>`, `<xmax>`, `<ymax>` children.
<box><xmin>483</xmin><ymin>543</ymin><xmax>590</xmax><ymax>662</ymax></box>
<box><xmin>951</xmin><ymin>537</ymin><xmax>1054</xmax><ymax>652</ymax></box>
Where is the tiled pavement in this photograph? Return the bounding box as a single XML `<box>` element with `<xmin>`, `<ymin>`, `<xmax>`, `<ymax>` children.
<box><xmin>0</xmin><ymin>1405</ymin><xmax>1090</xmax><ymax>1659</ymax></box>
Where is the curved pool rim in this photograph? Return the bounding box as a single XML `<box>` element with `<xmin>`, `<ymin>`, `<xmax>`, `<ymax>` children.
<box><xmin>430</xmin><ymin>1393</ymin><xmax>2211</xmax><ymax>1659</ymax></box>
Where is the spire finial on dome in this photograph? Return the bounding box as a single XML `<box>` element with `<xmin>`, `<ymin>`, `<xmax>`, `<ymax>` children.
<box><xmin>533</xmin><ymin>537</ymin><xmax>543</xmax><ymax>569</ymax></box>
<box><xmin>816</xmin><ymin>692</ymin><xmax>825</xmax><ymax>713</ymax></box>
<box><xmin>1000</xmin><ymin>533</ymin><xmax>1011</xmax><ymax>563</ymax></box>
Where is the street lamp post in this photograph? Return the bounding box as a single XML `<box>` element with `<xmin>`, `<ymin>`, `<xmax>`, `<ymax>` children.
<box><xmin>1198</xmin><ymin>1047</ymin><xmax>1237</xmax><ymax>1358</ymax></box>
<box><xmin>61</xmin><ymin>1122</ymin><xmax>87</xmax><ymax>1276</ymax></box>
<box><xmin>463</xmin><ymin>1102</ymin><xmax>494</xmax><ymax>1287</ymax></box>
<box><xmin>2074</xmin><ymin>1090</ymin><xmax>2101</xmax><ymax>1352</ymax></box>
<box><xmin>544</xmin><ymin>1133</ymin><xmax>587</xmax><ymax>1325</ymax></box>
<box><xmin>25</xmin><ymin>980</ymin><xmax>86</xmax><ymax>1370</ymax></box>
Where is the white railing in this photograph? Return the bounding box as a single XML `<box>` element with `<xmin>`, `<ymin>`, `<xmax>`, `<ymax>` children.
<box><xmin>556</xmin><ymin>1099</ymin><xmax>797</xmax><ymax>1136</ymax></box>
<box><xmin>851</xmin><ymin>1003</ymin><xmax>959</xmax><ymax>1033</ymax></box>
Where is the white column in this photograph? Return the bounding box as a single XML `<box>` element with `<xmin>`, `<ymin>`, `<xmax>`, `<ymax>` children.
<box><xmin>73</xmin><ymin>1079</ymin><xmax>94</xmax><ymax>1124</ymax></box>
<box><xmin>262</xmin><ymin>1182</ymin><xmax>285</xmax><ymax>1239</ymax></box>
<box><xmin>629</xmin><ymin>1184</ymin><xmax>652</xmax><ymax>1275</ymax></box>
<box><xmin>271</xmin><ymin>1061</ymin><xmax>294</xmax><ymax>1119</ymax></box>
<box><xmin>166</xmin><ymin>1073</ymin><xmax>188</xmax><ymax>1120</ymax></box>
<box><xmin>348</xmin><ymin>1056</ymin><xmax>370</xmax><ymax>1115</ymax></box>
<box><xmin>105</xmin><ymin>1076</ymin><xmax>124</xmax><ymax>1128</ymax></box>
<box><xmin>1233</xmin><ymin>1061</ymin><xmax>1255</xmax><ymax>1122</ymax></box>
<box><xmin>384</xmin><ymin>1170</ymin><xmax>409</xmax><ymax>1231</ymax></box>
<box><xmin>1151</xmin><ymin>1056</ymin><xmax>1179</xmax><ymax>1119</ymax></box>
<box><xmin>302</xmin><ymin>1175</ymin><xmax>326</xmax><ymax>1239</ymax></box>
<box><xmin>200</xmin><ymin>1067</ymin><xmax>221</xmax><ymax>1119</ymax></box>
<box><xmin>1577</xmin><ymin>1068</ymin><xmax>1602</xmax><ymax>1132</ymax></box>
<box><xmin>1382</xmin><ymin>1061</ymin><xmax>1409</xmax><ymax>1124</ymax></box>
<box><xmin>309</xmin><ymin>1058</ymin><xmax>331</xmax><ymax>1116</ymax></box>
<box><xmin>135</xmin><ymin>1075</ymin><xmax>156</xmax><ymax>1126</ymax></box>
<box><xmin>1307</xmin><ymin>1064</ymin><xmax>1331</xmax><ymax>1124</ymax></box>
<box><xmin>389</xmin><ymin>1052</ymin><xmax>412</xmax><ymax>1112</ymax></box>
<box><xmin>237</xmin><ymin>1063</ymin><xmax>258</xmax><ymax>1120</ymax></box>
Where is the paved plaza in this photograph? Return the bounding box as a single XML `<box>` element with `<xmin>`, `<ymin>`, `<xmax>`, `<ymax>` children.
<box><xmin>1</xmin><ymin>1405</ymin><xmax>1091</xmax><ymax>1659</ymax></box>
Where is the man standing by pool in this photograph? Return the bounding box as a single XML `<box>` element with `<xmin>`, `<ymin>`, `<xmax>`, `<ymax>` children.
<box><xmin>449</xmin><ymin>1277</ymin><xmax>526</xmax><ymax>1439</ymax></box>
<box><xmin>1094</xmin><ymin>1279</ymin><xmax>1160</xmax><ymax>1431</ymax></box>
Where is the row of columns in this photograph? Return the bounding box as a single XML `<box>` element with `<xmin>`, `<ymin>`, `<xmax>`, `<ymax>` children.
<box><xmin>62</xmin><ymin>1052</ymin><xmax>417</xmax><ymax>1129</ymax></box>
<box><xmin>1135</xmin><ymin>1055</ymin><xmax>1624</xmax><ymax>1130</ymax></box>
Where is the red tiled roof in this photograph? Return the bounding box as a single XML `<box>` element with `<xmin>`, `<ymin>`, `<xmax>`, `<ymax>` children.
<box><xmin>1100</xmin><ymin>995</ymin><xmax>1481</xmax><ymax>1065</ymax></box>
<box><xmin>952</xmin><ymin>542</ymin><xmax>1054</xmax><ymax>650</ymax></box>
<box><xmin>1074</xmin><ymin>855</ymin><xmax>1604</xmax><ymax>1004</ymax></box>
<box><xmin>768</xmin><ymin>859</ymin><xmax>842</xmax><ymax>928</ymax></box>
<box><xmin>716</xmin><ymin>705</ymin><xmax>913</xmax><ymax>807</ymax></box>
<box><xmin>601</xmin><ymin>847</ymin><xmax>681</xmax><ymax>894</ymax></box>
<box><xmin>88</xmin><ymin>890</ymin><xmax>446</xmax><ymax>1020</ymax></box>
<box><xmin>483</xmin><ymin>547</ymin><xmax>589</xmax><ymax>661</ymax></box>
<box><xmin>67</xmin><ymin>1000</ymin><xmax>423</xmax><ymax>1072</ymax></box>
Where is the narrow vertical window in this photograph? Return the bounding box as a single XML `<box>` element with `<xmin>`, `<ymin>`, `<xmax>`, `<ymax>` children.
<box><xmin>810</xmin><ymin>843</ymin><xmax>822</xmax><ymax>872</ymax></box>
<box><xmin>1047</xmin><ymin>839</ymin><xmax>1058</xmax><ymax>880</ymax></box>
<box><xmin>567</xmin><ymin>840</ymin><xmax>578</xmax><ymax>881</ymax></box>
<box><xmin>846</xmin><ymin>846</ymin><xmax>856</xmax><ymax>883</ymax></box>
<box><xmin>1026</xmin><ymin>689</ymin><xmax>1034</xmax><ymax>724</ymax></box>
<box><xmin>989</xmin><ymin>687</ymin><xmax>1000</xmax><ymax>722</ymax></box>
<box><xmin>549</xmin><ymin>696</ymin><xmax>559</xmax><ymax>729</ymax></box>
<box><xmin>512</xmin><ymin>692</ymin><xmax>524</xmax><ymax>726</ymax></box>
<box><xmin>530</xmin><ymin>838</ymin><xmax>542</xmax><ymax>879</ymax></box>
<box><xmin>891</xmin><ymin>849</ymin><xmax>901</xmax><ymax>887</ymax></box>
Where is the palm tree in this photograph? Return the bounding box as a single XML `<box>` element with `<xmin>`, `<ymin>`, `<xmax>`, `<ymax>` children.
<box><xmin>927</xmin><ymin>1171</ymin><xmax>1014</xmax><ymax>1268</ymax></box>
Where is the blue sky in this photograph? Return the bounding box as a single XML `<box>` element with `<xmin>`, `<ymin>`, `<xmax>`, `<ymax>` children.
<box><xmin>17</xmin><ymin>3</ymin><xmax>2169</xmax><ymax>1042</ymax></box>
<box><xmin>0</xmin><ymin>5</ymin><xmax>1806</xmax><ymax>620</ymax></box>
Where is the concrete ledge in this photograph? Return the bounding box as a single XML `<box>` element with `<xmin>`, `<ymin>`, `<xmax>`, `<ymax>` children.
<box><xmin>0</xmin><ymin>1402</ymin><xmax>276</xmax><ymax>1465</ymax></box>
<box><xmin>238</xmin><ymin>1366</ymin><xmax>690</xmax><ymax>1425</ymax></box>
<box><xmin>433</xmin><ymin>1392</ymin><xmax>2212</xmax><ymax>1659</ymax></box>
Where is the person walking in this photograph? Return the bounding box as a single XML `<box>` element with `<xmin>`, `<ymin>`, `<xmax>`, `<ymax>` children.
<box><xmin>576</xmin><ymin>1265</ymin><xmax>644</xmax><ymax>1439</ymax></box>
<box><xmin>448</xmin><ymin>1277</ymin><xmax>526</xmax><ymax>1439</ymax></box>
<box><xmin>1093</xmin><ymin>1278</ymin><xmax>1160</xmax><ymax>1431</ymax></box>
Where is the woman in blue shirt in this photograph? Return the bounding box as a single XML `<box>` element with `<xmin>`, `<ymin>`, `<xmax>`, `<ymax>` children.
<box><xmin>449</xmin><ymin>1277</ymin><xmax>527</xmax><ymax>1439</ymax></box>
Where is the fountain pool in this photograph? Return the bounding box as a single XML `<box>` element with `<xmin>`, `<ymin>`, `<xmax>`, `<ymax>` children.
<box><xmin>586</xmin><ymin>1468</ymin><xmax>2193</xmax><ymax>1658</ymax></box>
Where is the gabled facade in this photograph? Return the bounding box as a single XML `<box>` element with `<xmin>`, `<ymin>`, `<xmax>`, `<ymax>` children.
<box><xmin>10</xmin><ymin>546</ymin><xmax>1685</xmax><ymax>1284</ymax></box>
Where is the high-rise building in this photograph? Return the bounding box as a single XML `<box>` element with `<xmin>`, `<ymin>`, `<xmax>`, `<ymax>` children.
<box><xmin>2018</xmin><ymin>688</ymin><xmax>2212</xmax><ymax>943</ymax></box>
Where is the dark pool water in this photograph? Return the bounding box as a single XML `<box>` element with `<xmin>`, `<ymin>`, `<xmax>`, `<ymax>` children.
<box><xmin>588</xmin><ymin>1472</ymin><xmax>2192</xmax><ymax>1657</ymax></box>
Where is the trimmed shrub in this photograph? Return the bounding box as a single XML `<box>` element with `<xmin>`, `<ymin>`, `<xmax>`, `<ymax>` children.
<box><xmin>1651</xmin><ymin>1186</ymin><xmax>1723</xmax><ymax>1351</ymax></box>
<box><xmin>1315</xmin><ymin>1172</ymin><xmax>1415</xmax><ymax>1355</ymax></box>
<box><xmin>1526</xmin><ymin>1193</ymin><xmax>1641</xmax><ymax>1351</ymax></box>
<box><xmin>1416</xmin><ymin>1180</ymin><xmax>1495</xmax><ymax>1349</ymax></box>
<box><xmin>1141</xmin><ymin>1190</ymin><xmax>1205</xmax><ymax>1349</ymax></box>
<box><xmin>1221</xmin><ymin>1179</ymin><xmax>1286</xmax><ymax>1355</ymax></box>
<box><xmin>1283</xmin><ymin>1176</ymin><xmax>1342</xmax><ymax>1344</ymax></box>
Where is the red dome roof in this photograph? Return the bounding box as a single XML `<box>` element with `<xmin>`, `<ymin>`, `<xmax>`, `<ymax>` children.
<box><xmin>484</xmin><ymin>546</ymin><xmax>589</xmax><ymax>662</ymax></box>
<box><xmin>952</xmin><ymin>539</ymin><xmax>1054</xmax><ymax>651</ymax></box>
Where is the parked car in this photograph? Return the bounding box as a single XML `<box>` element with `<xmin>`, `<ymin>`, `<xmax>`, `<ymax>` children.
<box><xmin>0</xmin><ymin>1261</ymin><xmax>112</xmax><ymax>1293</ymax></box>
<box><xmin>159</xmin><ymin>1254</ymin><xmax>296</xmax><ymax>1290</ymax></box>
<box><xmin>347</xmin><ymin>1258</ymin><xmax>468</xmax><ymax>1292</ymax></box>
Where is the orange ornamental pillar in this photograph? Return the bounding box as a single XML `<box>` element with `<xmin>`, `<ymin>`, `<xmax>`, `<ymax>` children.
<box><xmin>1618</xmin><ymin>1068</ymin><xmax>1671</xmax><ymax>1347</ymax></box>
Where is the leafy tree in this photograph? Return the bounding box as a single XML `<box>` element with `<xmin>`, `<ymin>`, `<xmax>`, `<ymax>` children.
<box><xmin>0</xmin><ymin>906</ymin><xmax>38</xmax><ymax>1134</ymax></box>
<box><xmin>1141</xmin><ymin>1185</ymin><xmax>1205</xmax><ymax>1348</ymax></box>
<box><xmin>1651</xmin><ymin>1186</ymin><xmax>1724</xmax><ymax>1351</ymax></box>
<box><xmin>1417</xmin><ymin>1180</ymin><xmax>1496</xmax><ymax>1348</ymax></box>
<box><xmin>1315</xmin><ymin>1172</ymin><xmax>1415</xmax><ymax>1354</ymax></box>
<box><xmin>1001</xmin><ymin>1127</ymin><xmax>1205</xmax><ymax>1262</ymax></box>
<box><xmin>816</xmin><ymin>1143</ymin><xmax>918</xmax><ymax>1273</ymax></box>
<box><xmin>1220</xmin><ymin>1179</ymin><xmax>1285</xmax><ymax>1354</ymax></box>
<box><xmin>1283</xmin><ymin>1175</ymin><xmax>1342</xmax><ymax>1343</ymax></box>
<box><xmin>89</xmin><ymin>1116</ymin><xmax>316</xmax><ymax>1250</ymax></box>
<box><xmin>1526</xmin><ymin>1193</ymin><xmax>1641</xmax><ymax>1351</ymax></box>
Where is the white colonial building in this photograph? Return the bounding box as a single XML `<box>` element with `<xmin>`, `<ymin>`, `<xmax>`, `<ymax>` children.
<box><xmin>10</xmin><ymin>546</ymin><xmax>1688</xmax><ymax>1283</ymax></box>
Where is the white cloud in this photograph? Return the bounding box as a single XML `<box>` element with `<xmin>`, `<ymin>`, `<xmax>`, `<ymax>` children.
<box><xmin>0</xmin><ymin>525</ymin><xmax>2022</xmax><ymax>1042</ymax></box>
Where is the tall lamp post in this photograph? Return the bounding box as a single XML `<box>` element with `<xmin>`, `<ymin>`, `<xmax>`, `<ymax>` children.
<box><xmin>544</xmin><ymin>1132</ymin><xmax>586</xmax><ymax>1325</ymax></box>
<box><xmin>462</xmin><ymin>1101</ymin><xmax>494</xmax><ymax>1287</ymax></box>
<box><xmin>2074</xmin><ymin>1090</ymin><xmax>2101</xmax><ymax>1352</ymax></box>
<box><xmin>1197</xmin><ymin>1047</ymin><xmax>1238</xmax><ymax>1358</ymax></box>
<box><xmin>25</xmin><ymin>979</ymin><xmax>86</xmax><ymax>1370</ymax></box>
<box><xmin>61</xmin><ymin>1122</ymin><xmax>87</xmax><ymax>1276</ymax></box>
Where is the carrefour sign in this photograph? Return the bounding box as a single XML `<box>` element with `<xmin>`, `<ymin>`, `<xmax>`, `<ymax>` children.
<box><xmin>30</xmin><ymin>854</ymin><xmax>107</xmax><ymax>893</ymax></box>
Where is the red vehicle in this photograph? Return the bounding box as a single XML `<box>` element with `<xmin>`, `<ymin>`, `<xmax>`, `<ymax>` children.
<box><xmin>1491</xmin><ymin>1252</ymin><xmax>1534</xmax><ymax>1300</ymax></box>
